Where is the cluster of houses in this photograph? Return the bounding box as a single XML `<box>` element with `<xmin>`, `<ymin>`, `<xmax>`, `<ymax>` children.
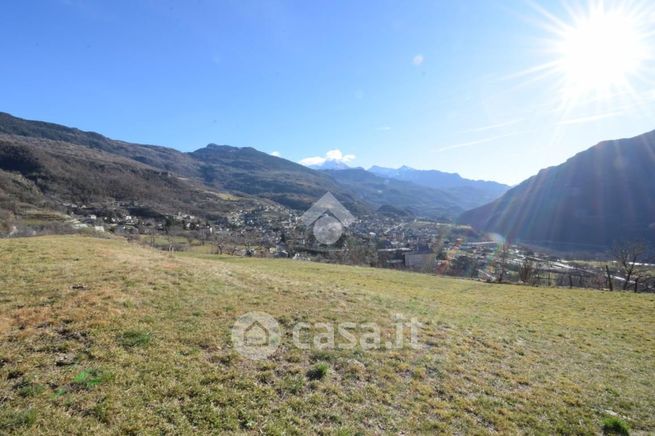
<box><xmin>62</xmin><ymin>201</ymin><xmax>502</xmax><ymax>274</ymax></box>
<box><xmin>57</xmin><ymin>200</ymin><xmax>638</xmax><ymax>288</ymax></box>
<box><xmin>63</xmin><ymin>202</ymin><xmax>211</xmax><ymax>235</ymax></box>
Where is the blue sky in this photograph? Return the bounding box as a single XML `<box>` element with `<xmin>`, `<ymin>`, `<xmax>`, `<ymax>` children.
<box><xmin>1</xmin><ymin>0</ymin><xmax>654</xmax><ymax>184</ymax></box>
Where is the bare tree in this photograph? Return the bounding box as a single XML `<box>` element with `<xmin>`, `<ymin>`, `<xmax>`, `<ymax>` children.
<box><xmin>338</xmin><ymin>237</ymin><xmax>374</xmax><ymax>266</ymax></box>
<box><xmin>493</xmin><ymin>244</ymin><xmax>511</xmax><ymax>283</ymax></box>
<box><xmin>642</xmin><ymin>275</ymin><xmax>655</xmax><ymax>293</ymax></box>
<box><xmin>445</xmin><ymin>255</ymin><xmax>478</xmax><ymax>278</ymax></box>
<box><xmin>605</xmin><ymin>264</ymin><xmax>614</xmax><ymax>291</ymax></box>
<box><xmin>211</xmin><ymin>231</ymin><xmax>224</xmax><ymax>255</ymax></box>
<box><xmin>631</xmin><ymin>262</ymin><xmax>654</xmax><ymax>292</ymax></box>
<box><xmin>518</xmin><ymin>258</ymin><xmax>534</xmax><ymax>284</ymax></box>
<box><xmin>613</xmin><ymin>241</ymin><xmax>647</xmax><ymax>291</ymax></box>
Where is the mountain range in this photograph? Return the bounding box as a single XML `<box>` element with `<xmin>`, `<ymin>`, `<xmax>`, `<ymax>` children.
<box><xmin>306</xmin><ymin>162</ymin><xmax>510</xmax><ymax>211</ymax></box>
<box><xmin>368</xmin><ymin>165</ymin><xmax>509</xmax><ymax>211</ymax></box>
<box><xmin>0</xmin><ymin>112</ymin><xmax>502</xmax><ymax>225</ymax></box>
<box><xmin>2</xmin><ymin>111</ymin><xmax>653</xmax><ymax>251</ymax></box>
<box><xmin>459</xmin><ymin>130</ymin><xmax>655</xmax><ymax>250</ymax></box>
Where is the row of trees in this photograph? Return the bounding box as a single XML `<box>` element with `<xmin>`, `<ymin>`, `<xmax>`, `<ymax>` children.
<box><xmin>445</xmin><ymin>241</ymin><xmax>654</xmax><ymax>292</ymax></box>
<box><xmin>494</xmin><ymin>241</ymin><xmax>654</xmax><ymax>292</ymax></box>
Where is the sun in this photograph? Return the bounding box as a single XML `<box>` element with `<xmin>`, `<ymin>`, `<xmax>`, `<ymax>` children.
<box><xmin>555</xmin><ymin>3</ymin><xmax>649</xmax><ymax>99</ymax></box>
<box><xmin>530</xmin><ymin>1</ymin><xmax>654</xmax><ymax>104</ymax></box>
<box><xmin>558</xmin><ymin>9</ymin><xmax>646</xmax><ymax>92</ymax></box>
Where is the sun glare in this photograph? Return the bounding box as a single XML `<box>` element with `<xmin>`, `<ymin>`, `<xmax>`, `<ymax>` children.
<box><xmin>558</xmin><ymin>9</ymin><xmax>646</xmax><ymax>93</ymax></box>
<box><xmin>535</xmin><ymin>1</ymin><xmax>654</xmax><ymax>104</ymax></box>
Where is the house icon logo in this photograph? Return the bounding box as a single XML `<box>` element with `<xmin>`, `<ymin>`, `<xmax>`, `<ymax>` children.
<box><xmin>301</xmin><ymin>192</ymin><xmax>356</xmax><ymax>245</ymax></box>
<box><xmin>231</xmin><ymin>312</ymin><xmax>281</xmax><ymax>360</ymax></box>
<box><xmin>244</xmin><ymin>321</ymin><xmax>270</xmax><ymax>347</ymax></box>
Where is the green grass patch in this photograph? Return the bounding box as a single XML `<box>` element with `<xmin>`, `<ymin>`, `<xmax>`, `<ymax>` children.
<box><xmin>16</xmin><ymin>381</ymin><xmax>45</xmax><ymax>398</ymax></box>
<box><xmin>0</xmin><ymin>409</ymin><xmax>37</xmax><ymax>431</ymax></box>
<box><xmin>118</xmin><ymin>329</ymin><xmax>152</xmax><ymax>347</ymax></box>
<box><xmin>72</xmin><ymin>368</ymin><xmax>113</xmax><ymax>390</ymax></box>
<box><xmin>306</xmin><ymin>362</ymin><xmax>329</xmax><ymax>381</ymax></box>
<box><xmin>602</xmin><ymin>417</ymin><xmax>630</xmax><ymax>435</ymax></box>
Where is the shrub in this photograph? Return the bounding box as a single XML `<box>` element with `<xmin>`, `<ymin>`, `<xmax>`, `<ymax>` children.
<box><xmin>602</xmin><ymin>417</ymin><xmax>629</xmax><ymax>435</ymax></box>
<box><xmin>0</xmin><ymin>409</ymin><xmax>36</xmax><ymax>430</ymax></box>
<box><xmin>17</xmin><ymin>382</ymin><xmax>45</xmax><ymax>398</ymax></box>
<box><xmin>307</xmin><ymin>363</ymin><xmax>329</xmax><ymax>381</ymax></box>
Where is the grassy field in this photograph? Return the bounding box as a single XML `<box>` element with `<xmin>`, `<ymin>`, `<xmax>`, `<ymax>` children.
<box><xmin>0</xmin><ymin>236</ymin><xmax>654</xmax><ymax>434</ymax></box>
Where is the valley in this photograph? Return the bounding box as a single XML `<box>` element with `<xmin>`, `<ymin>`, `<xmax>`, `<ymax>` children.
<box><xmin>3</xmin><ymin>2</ymin><xmax>655</xmax><ymax>434</ymax></box>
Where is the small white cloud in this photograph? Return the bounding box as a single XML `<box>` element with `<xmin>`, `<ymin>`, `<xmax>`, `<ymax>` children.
<box><xmin>413</xmin><ymin>54</ymin><xmax>424</xmax><ymax>66</ymax></box>
<box><xmin>270</xmin><ymin>151</ymin><xmax>281</xmax><ymax>157</ymax></box>
<box><xmin>299</xmin><ymin>156</ymin><xmax>327</xmax><ymax>166</ymax></box>
<box><xmin>326</xmin><ymin>149</ymin><xmax>355</xmax><ymax>161</ymax></box>
<box><xmin>300</xmin><ymin>149</ymin><xmax>356</xmax><ymax>166</ymax></box>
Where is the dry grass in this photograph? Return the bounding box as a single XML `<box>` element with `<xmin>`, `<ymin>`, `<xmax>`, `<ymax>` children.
<box><xmin>0</xmin><ymin>235</ymin><xmax>654</xmax><ymax>434</ymax></box>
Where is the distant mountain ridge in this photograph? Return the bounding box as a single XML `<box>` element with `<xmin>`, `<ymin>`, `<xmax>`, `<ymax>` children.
<box><xmin>323</xmin><ymin>168</ymin><xmax>461</xmax><ymax>219</ymax></box>
<box><xmin>368</xmin><ymin>165</ymin><xmax>509</xmax><ymax>210</ymax></box>
<box><xmin>369</xmin><ymin>165</ymin><xmax>506</xmax><ymax>189</ymax></box>
<box><xmin>0</xmin><ymin>112</ymin><xmax>369</xmax><ymax>216</ymax></box>
<box><xmin>0</xmin><ymin>112</ymin><xmax>468</xmax><ymax>222</ymax></box>
<box><xmin>459</xmin><ymin>130</ymin><xmax>655</xmax><ymax>250</ymax></box>
<box><xmin>2</xmin><ymin>112</ymin><xmax>652</xmax><ymax>250</ymax></box>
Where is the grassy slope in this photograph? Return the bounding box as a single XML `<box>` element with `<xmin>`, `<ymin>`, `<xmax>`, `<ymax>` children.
<box><xmin>0</xmin><ymin>236</ymin><xmax>653</xmax><ymax>434</ymax></box>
